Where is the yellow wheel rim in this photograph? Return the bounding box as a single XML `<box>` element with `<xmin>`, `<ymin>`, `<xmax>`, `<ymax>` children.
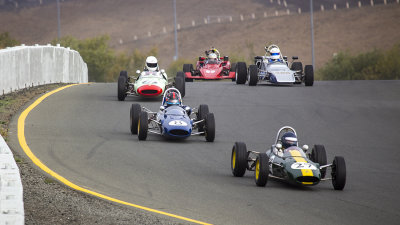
<box><xmin>232</xmin><ymin>149</ymin><xmax>236</xmax><ymax>169</ymax></box>
<box><xmin>255</xmin><ymin>159</ymin><xmax>260</xmax><ymax>180</ymax></box>
<box><xmin>137</xmin><ymin>120</ymin><xmax>140</xmax><ymax>135</ymax></box>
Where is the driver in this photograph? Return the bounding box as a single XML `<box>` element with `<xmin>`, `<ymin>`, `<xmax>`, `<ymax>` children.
<box><xmin>141</xmin><ymin>56</ymin><xmax>167</xmax><ymax>80</ymax></box>
<box><xmin>281</xmin><ymin>132</ymin><xmax>298</xmax><ymax>149</ymax></box>
<box><xmin>267</xmin><ymin>46</ymin><xmax>282</xmax><ymax>63</ymax></box>
<box><xmin>144</xmin><ymin>56</ymin><xmax>159</xmax><ymax>72</ymax></box>
<box><xmin>162</xmin><ymin>90</ymin><xmax>191</xmax><ymax>114</ymax></box>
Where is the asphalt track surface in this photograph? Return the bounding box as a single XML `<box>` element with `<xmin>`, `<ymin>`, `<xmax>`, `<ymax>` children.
<box><xmin>10</xmin><ymin>81</ymin><xmax>400</xmax><ymax>225</ymax></box>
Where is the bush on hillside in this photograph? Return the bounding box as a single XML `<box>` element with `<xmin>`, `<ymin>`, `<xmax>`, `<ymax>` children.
<box><xmin>0</xmin><ymin>32</ymin><xmax>20</xmax><ymax>49</ymax></box>
<box><xmin>53</xmin><ymin>36</ymin><xmax>158</xmax><ymax>82</ymax></box>
<box><xmin>317</xmin><ymin>43</ymin><xmax>400</xmax><ymax>80</ymax></box>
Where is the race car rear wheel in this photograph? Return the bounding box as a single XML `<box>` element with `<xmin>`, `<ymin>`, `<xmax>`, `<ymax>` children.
<box><xmin>254</xmin><ymin>153</ymin><xmax>269</xmax><ymax>187</ymax></box>
<box><xmin>230</xmin><ymin>63</ymin><xmax>236</xmax><ymax>81</ymax></box>
<box><xmin>311</xmin><ymin>145</ymin><xmax>327</xmax><ymax>178</ymax></box>
<box><xmin>248</xmin><ymin>65</ymin><xmax>258</xmax><ymax>86</ymax></box>
<box><xmin>197</xmin><ymin>104</ymin><xmax>209</xmax><ymax>133</ymax></box>
<box><xmin>304</xmin><ymin>65</ymin><xmax>314</xmax><ymax>86</ymax></box>
<box><xmin>291</xmin><ymin>62</ymin><xmax>303</xmax><ymax>84</ymax></box>
<box><xmin>332</xmin><ymin>156</ymin><xmax>346</xmax><ymax>190</ymax></box>
<box><xmin>231</xmin><ymin>142</ymin><xmax>248</xmax><ymax>177</ymax></box>
<box><xmin>117</xmin><ymin>75</ymin><xmax>127</xmax><ymax>101</ymax></box>
<box><xmin>183</xmin><ymin>64</ymin><xmax>194</xmax><ymax>82</ymax></box>
<box><xmin>175</xmin><ymin>73</ymin><xmax>186</xmax><ymax>97</ymax></box>
<box><xmin>235</xmin><ymin>62</ymin><xmax>247</xmax><ymax>84</ymax></box>
<box><xmin>137</xmin><ymin>111</ymin><xmax>148</xmax><ymax>141</ymax></box>
<box><xmin>120</xmin><ymin>70</ymin><xmax>128</xmax><ymax>80</ymax></box>
<box><xmin>130</xmin><ymin>103</ymin><xmax>141</xmax><ymax>134</ymax></box>
<box><xmin>205</xmin><ymin>113</ymin><xmax>215</xmax><ymax>142</ymax></box>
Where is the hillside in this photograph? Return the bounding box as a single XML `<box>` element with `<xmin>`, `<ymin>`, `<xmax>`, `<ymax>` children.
<box><xmin>0</xmin><ymin>0</ymin><xmax>399</xmax><ymax>69</ymax></box>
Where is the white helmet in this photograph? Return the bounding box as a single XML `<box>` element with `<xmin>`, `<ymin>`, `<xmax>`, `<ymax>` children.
<box><xmin>270</xmin><ymin>47</ymin><xmax>281</xmax><ymax>60</ymax></box>
<box><xmin>208</xmin><ymin>53</ymin><xmax>217</xmax><ymax>60</ymax></box>
<box><xmin>145</xmin><ymin>56</ymin><xmax>158</xmax><ymax>71</ymax></box>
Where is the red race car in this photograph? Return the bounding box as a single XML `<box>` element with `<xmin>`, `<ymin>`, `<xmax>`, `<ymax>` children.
<box><xmin>183</xmin><ymin>48</ymin><xmax>245</xmax><ymax>82</ymax></box>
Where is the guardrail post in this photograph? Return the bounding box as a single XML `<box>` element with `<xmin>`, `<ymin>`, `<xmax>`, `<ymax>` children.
<box><xmin>217</xmin><ymin>17</ymin><xmax>221</xmax><ymax>23</ymax></box>
<box><xmin>134</xmin><ymin>35</ymin><xmax>137</xmax><ymax>41</ymax></box>
<box><xmin>284</xmin><ymin>0</ymin><xmax>287</xmax><ymax>7</ymax></box>
<box><xmin>163</xmin><ymin>27</ymin><xmax>167</xmax><ymax>34</ymax></box>
<box><xmin>270</xmin><ymin>0</ymin><xmax>273</xmax><ymax>3</ymax></box>
<box><xmin>346</xmin><ymin>2</ymin><xmax>349</xmax><ymax>9</ymax></box>
<box><xmin>204</xmin><ymin>18</ymin><xmax>207</xmax><ymax>24</ymax></box>
<box><xmin>192</xmin><ymin>20</ymin><xmax>195</xmax><ymax>27</ymax></box>
<box><xmin>147</xmin><ymin>31</ymin><xmax>151</xmax><ymax>37</ymax></box>
<box><xmin>370</xmin><ymin>0</ymin><xmax>374</xmax><ymax>6</ymax></box>
<box><xmin>240</xmin><ymin>14</ymin><xmax>244</xmax><ymax>21</ymax></box>
<box><xmin>251</xmin><ymin>13</ymin><xmax>255</xmax><ymax>19</ymax></box>
<box><xmin>278</xmin><ymin>0</ymin><xmax>281</xmax><ymax>5</ymax></box>
<box><xmin>384</xmin><ymin>0</ymin><xmax>387</xmax><ymax>5</ymax></box>
<box><xmin>119</xmin><ymin>39</ymin><xmax>123</xmax><ymax>44</ymax></box>
<box><xmin>177</xmin><ymin>24</ymin><xmax>180</xmax><ymax>30</ymax></box>
<box><xmin>358</xmin><ymin>1</ymin><xmax>362</xmax><ymax>7</ymax></box>
<box><xmin>334</xmin><ymin>4</ymin><xmax>337</xmax><ymax>10</ymax></box>
<box><xmin>286</xmin><ymin>9</ymin><xmax>290</xmax><ymax>15</ymax></box>
<box><xmin>298</xmin><ymin>8</ymin><xmax>301</xmax><ymax>14</ymax></box>
<box><xmin>264</xmin><ymin>11</ymin><xmax>267</xmax><ymax>17</ymax></box>
<box><xmin>321</xmin><ymin>5</ymin><xmax>324</xmax><ymax>11</ymax></box>
<box><xmin>229</xmin><ymin>16</ymin><xmax>232</xmax><ymax>22</ymax></box>
<box><xmin>275</xmin><ymin>10</ymin><xmax>279</xmax><ymax>16</ymax></box>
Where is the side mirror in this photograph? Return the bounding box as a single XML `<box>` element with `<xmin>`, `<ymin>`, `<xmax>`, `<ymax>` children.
<box><xmin>292</xmin><ymin>56</ymin><xmax>298</xmax><ymax>60</ymax></box>
<box><xmin>223</xmin><ymin>56</ymin><xmax>229</xmax><ymax>61</ymax></box>
<box><xmin>160</xmin><ymin>69</ymin><xmax>165</xmax><ymax>73</ymax></box>
<box><xmin>160</xmin><ymin>106</ymin><xmax>165</xmax><ymax>111</ymax></box>
<box><xmin>283</xmin><ymin>56</ymin><xmax>288</xmax><ymax>61</ymax></box>
<box><xmin>185</xmin><ymin>106</ymin><xmax>191</xmax><ymax>115</ymax></box>
<box><xmin>276</xmin><ymin>143</ymin><xmax>282</xmax><ymax>149</ymax></box>
<box><xmin>136</xmin><ymin>70</ymin><xmax>141</xmax><ymax>74</ymax></box>
<box><xmin>302</xmin><ymin>145</ymin><xmax>309</xmax><ymax>152</ymax></box>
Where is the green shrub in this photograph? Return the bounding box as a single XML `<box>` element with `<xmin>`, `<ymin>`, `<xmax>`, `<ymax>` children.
<box><xmin>166</xmin><ymin>58</ymin><xmax>194</xmax><ymax>78</ymax></box>
<box><xmin>317</xmin><ymin>43</ymin><xmax>400</xmax><ymax>80</ymax></box>
<box><xmin>0</xmin><ymin>32</ymin><xmax>20</xmax><ymax>49</ymax></box>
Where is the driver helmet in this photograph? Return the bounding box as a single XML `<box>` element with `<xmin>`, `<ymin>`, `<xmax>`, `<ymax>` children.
<box><xmin>165</xmin><ymin>91</ymin><xmax>181</xmax><ymax>106</ymax></box>
<box><xmin>208</xmin><ymin>53</ymin><xmax>218</xmax><ymax>61</ymax></box>
<box><xmin>269</xmin><ymin>47</ymin><xmax>281</xmax><ymax>61</ymax></box>
<box><xmin>281</xmin><ymin>132</ymin><xmax>298</xmax><ymax>149</ymax></box>
<box><xmin>145</xmin><ymin>56</ymin><xmax>158</xmax><ymax>72</ymax></box>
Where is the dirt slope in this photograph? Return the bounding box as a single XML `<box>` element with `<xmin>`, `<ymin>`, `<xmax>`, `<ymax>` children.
<box><xmin>0</xmin><ymin>0</ymin><xmax>399</xmax><ymax>69</ymax></box>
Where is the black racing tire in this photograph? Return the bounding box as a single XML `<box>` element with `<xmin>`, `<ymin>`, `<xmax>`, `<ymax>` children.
<box><xmin>137</xmin><ymin>111</ymin><xmax>148</xmax><ymax>141</ymax></box>
<box><xmin>291</xmin><ymin>62</ymin><xmax>303</xmax><ymax>84</ymax></box>
<box><xmin>311</xmin><ymin>145</ymin><xmax>328</xmax><ymax>178</ymax></box>
<box><xmin>248</xmin><ymin>65</ymin><xmax>258</xmax><ymax>86</ymax></box>
<box><xmin>130</xmin><ymin>104</ymin><xmax>141</xmax><ymax>134</ymax></box>
<box><xmin>197</xmin><ymin>104</ymin><xmax>209</xmax><ymax>133</ymax></box>
<box><xmin>231</xmin><ymin>142</ymin><xmax>248</xmax><ymax>177</ymax></box>
<box><xmin>332</xmin><ymin>156</ymin><xmax>346</xmax><ymax>190</ymax></box>
<box><xmin>183</xmin><ymin>64</ymin><xmax>193</xmax><ymax>73</ymax></box>
<box><xmin>230</xmin><ymin>63</ymin><xmax>237</xmax><ymax>81</ymax></box>
<box><xmin>174</xmin><ymin>73</ymin><xmax>186</xmax><ymax>97</ymax></box>
<box><xmin>120</xmin><ymin>70</ymin><xmax>128</xmax><ymax>80</ymax></box>
<box><xmin>304</xmin><ymin>65</ymin><xmax>314</xmax><ymax>86</ymax></box>
<box><xmin>254</xmin><ymin>153</ymin><xmax>269</xmax><ymax>187</ymax></box>
<box><xmin>117</xmin><ymin>75</ymin><xmax>127</xmax><ymax>101</ymax></box>
<box><xmin>235</xmin><ymin>62</ymin><xmax>247</xmax><ymax>84</ymax></box>
<box><xmin>205</xmin><ymin>113</ymin><xmax>215</xmax><ymax>142</ymax></box>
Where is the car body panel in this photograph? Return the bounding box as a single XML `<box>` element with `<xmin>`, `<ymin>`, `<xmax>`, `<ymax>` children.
<box><xmin>185</xmin><ymin>58</ymin><xmax>235</xmax><ymax>80</ymax></box>
<box><xmin>157</xmin><ymin>106</ymin><xmax>192</xmax><ymax>139</ymax></box>
<box><xmin>133</xmin><ymin>71</ymin><xmax>168</xmax><ymax>97</ymax></box>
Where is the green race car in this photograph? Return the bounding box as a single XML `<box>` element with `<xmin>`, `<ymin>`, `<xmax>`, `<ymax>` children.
<box><xmin>231</xmin><ymin>126</ymin><xmax>346</xmax><ymax>190</ymax></box>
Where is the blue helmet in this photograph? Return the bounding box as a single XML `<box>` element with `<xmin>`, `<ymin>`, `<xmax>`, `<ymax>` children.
<box><xmin>165</xmin><ymin>91</ymin><xmax>181</xmax><ymax>106</ymax></box>
<box><xmin>281</xmin><ymin>132</ymin><xmax>298</xmax><ymax>149</ymax></box>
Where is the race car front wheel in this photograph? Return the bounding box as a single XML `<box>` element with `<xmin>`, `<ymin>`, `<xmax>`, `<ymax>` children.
<box><xmin>254</xmin><ymin>153</ymin><xmax>269</xmax><ymax>187</ymax></box>
<box><xmin>231</xmin><ymin>142</ymin><xmax>248</xmax><ymax>177</ymax></box>
<box><xmin>235</xmin><ymin>62</ymin><xmax>247</xmax><ymax>84</ymax></box>
<box><xmin>130</xmin><ymin>104</ymin><xmax>141</xmax><ymax>134</ymax></box>
<box><xmin>248</xmin><ymin>65</ymin><xmax>258</xmax><ymax>86</ymax></box>
<box><xmin>197</xmin><ymin>104</ymin><xmax>209</xmax><ymax>133</ymax></box>
<box><xmin>332</xmin><ymin>156</ymin><xmax>346</xmax><ymax>190</ymax></box>
<box><xmin>304</xmin><ymin>65</ymin><xmax>314</xmax><ymax>86</ymax></box>
<box><xmin>311</xmin><ymin>145</ymin><xmax>327</xmax><ymax>178</ymax></box>
<box><xmin>117</xmin><ymin>75</ymin><xmax>127</xmax><ymax>101</ymax></box>
<box><xmin>138</xmin><ymin>111</ymin><xmax>148</xmax><ymax>141</ymax></box>
<box><xmin>205</xmin><ymin>113</ymin><xmax>215</xmax><ymax>142</ymax></box>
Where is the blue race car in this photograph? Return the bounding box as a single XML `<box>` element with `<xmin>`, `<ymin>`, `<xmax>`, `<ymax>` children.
<box><xmin>130</xmin><ymin>88</ymin><xmax>215</xmax><ymax>142</ymax></box>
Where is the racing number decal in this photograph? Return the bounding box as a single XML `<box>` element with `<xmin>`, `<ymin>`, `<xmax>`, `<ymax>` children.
<box><xmin>291</xmin><ymin>162</ymin><xmax>317</xmax><ymax>170</ymax></box>
<box><xmin>168</xmin><ymin>120</ymin><xmax>188</xmax><ymax>126</ymax></box>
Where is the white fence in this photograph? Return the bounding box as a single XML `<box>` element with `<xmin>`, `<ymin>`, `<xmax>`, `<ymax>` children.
<box><xmin>0</xmin><ymin>44</ymin><xmax>88</xmax><ymax>95</ymax></box>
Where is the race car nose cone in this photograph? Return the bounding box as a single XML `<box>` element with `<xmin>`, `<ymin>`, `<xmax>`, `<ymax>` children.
<box><xmin>137</xmin><ymin>85</ymin><xmax>163</xmax><ymax>97</ymax></box>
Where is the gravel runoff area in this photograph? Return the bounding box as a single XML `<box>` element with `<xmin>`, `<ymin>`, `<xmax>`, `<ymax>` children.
<box><xmin>1</xmin><ymin>84</ymin><xmax>188</xmax><ymax>225</ymax></box>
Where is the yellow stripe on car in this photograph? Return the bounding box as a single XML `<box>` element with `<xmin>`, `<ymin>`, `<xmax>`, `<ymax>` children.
<box><xmin>17</xmin><ymin>84</ymin><xmax>212</xmax><ymax>225</ymax></box>
<box><xmin>289</xmin><ymin>150</ymin><xmax>313</xmax><ymax>185</ymax></box>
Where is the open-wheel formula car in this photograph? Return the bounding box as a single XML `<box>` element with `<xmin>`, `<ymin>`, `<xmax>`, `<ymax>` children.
<box><xmin>130</xmin><ymin>88</ymin><xmax>215</xmax><ymax>142</ymax></box>
<box><xmin>118</xmin><ymin>56</ymin><xmax>185</xmax><ymax>100</ymax></box>
<box><xmin>236</xmin><ymin>44</ymin><xmax>314</xmax><ymax>86</ymax></box>
<box><xmin>231</xmin><ymin>126</ymin><xmax>346</xmax><ymax>190</ymax></box>
<box><xmin>182</xmin><ymin>48</ymin><xmax>244</xmax><ymax>82</ymax></box>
